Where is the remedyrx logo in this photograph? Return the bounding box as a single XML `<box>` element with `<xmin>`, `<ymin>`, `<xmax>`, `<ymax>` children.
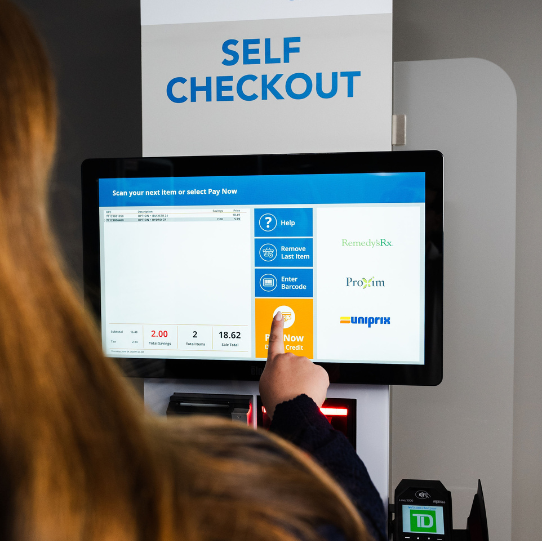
<box><xmin>340</xmin><ymin>316</ymin><xmax>390</xmax><ymax>327</ymax></box>
<box><xmin>346</xmin><ymin>277</ymin><xmax>385</xmax><ymax>288</ymax></box>
<box><xmin>341</xmin><ymin>239</ymin><xmax>393</xmax><ymax>247</ymax></box>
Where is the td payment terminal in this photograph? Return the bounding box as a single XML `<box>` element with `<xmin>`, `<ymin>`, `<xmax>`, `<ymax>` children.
<box><xmin>391</xmin><ymin>479</ymin><xmax>489</xmax><ymax>541</ymax></box>
<box><xmin>393</xmin><ymin>480</ymin><xmax>453</xmax><ymax>541</ymax></box>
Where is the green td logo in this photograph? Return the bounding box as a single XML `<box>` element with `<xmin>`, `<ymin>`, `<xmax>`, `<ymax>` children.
<box><xmin>410</xmin><ymin>509</ymin><xmax>437</xmax><ymax>533</ymax></box>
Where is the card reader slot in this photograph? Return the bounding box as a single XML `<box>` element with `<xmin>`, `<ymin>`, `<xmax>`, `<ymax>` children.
<box><xmin>166</xmin><ymin>392</ymin><xmax>252</xmax><ymax>424</ymax></box>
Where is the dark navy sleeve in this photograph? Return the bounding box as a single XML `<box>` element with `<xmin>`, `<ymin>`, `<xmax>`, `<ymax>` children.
<box><xmin>269</xmin><ymin>394</ymin><xmax>387</xmax><ymax>541</ymax></box>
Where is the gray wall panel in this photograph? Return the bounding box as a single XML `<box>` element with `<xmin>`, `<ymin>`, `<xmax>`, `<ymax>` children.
<box><xmin>394</xmin><ymin>4</ymin><xmax>542</xmax><ymax>539</ymax></box>
<box><xmin>393</xmin><ymin>58</ymin><xmax>516</xmax><ymax>541</ymax></box>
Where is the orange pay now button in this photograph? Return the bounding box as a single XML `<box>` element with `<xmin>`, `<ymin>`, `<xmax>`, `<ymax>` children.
<box><xmin>255</xmin><ymin>298</ymin><xmax>313</xmax><ymax>359</ymax></box>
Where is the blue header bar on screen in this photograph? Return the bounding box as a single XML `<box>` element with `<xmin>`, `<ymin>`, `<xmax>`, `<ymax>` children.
<box><xmin>99</xmin><ymin>173</ymin><xmax>425</xmax><ymax>207</ymax></box>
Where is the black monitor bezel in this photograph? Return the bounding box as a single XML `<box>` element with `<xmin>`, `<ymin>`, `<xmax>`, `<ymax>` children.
<box><xmin>82</xmin><ymin>151</ymin><xmax>443</xmax><ymax>385</ymax></box>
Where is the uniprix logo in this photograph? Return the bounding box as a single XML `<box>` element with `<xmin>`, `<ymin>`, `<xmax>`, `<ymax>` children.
<box><xmin>340</xmin><ymin>316</ymin><xmax>391</xmax><ymax>328</ymax></box>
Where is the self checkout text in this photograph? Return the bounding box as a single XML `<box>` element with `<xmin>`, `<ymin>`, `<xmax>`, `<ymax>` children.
<box><xmin>166</xmin><ymin>37</ymin><xmax>361</xmax><ymax>104</ymax></box>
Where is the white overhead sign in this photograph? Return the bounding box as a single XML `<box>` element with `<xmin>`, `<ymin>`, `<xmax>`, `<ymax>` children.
<box><xmin>141</xmin><ymin>0</ymin><xmax>392</xmax><ymax>25</ymax></box>
<box><xmin>142</xmin><ymin>0</ymin><xmax>392</xmax><ymax>156</ymax></box>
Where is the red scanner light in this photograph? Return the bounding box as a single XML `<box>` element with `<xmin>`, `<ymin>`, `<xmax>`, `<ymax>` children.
<box><xmin>262</xmin><ymin>406</ymin><xmax>348</xmax><ymax>417</ymax></box>
<box><xmin>320</xmin><ymin>407</ymin><xmax>348</xmax><ymax>417</ymax></box>
<box><xmin>258</xmin><ymin>398</ymin><xmax>355</xmax><ymax>449</ymax></box>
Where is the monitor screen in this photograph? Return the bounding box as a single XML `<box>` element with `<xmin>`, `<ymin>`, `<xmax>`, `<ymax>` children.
<box><xmin>402</xmin><ymin>505</ymin><xmax>445</xmax><ymax>535</ymax></box>
<box><xmin>99</xmin><ymin>173</ymin><xmax>424</xmax><ymax>365</ymax></box>
<box><xmin>82</xmin><ymin>152</ymin><xmax>443</xmax><ymax>384</ymax></box>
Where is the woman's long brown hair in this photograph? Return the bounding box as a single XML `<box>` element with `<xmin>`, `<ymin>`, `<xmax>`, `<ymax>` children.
<box><xmin>0</xmin><ymin>2</ymin><xmax>371</xmax><ymax>540</ymax></box>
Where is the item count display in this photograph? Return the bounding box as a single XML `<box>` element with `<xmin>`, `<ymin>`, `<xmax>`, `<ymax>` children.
<box><xmin>99</xmin><ymin>172</ymin><xmax>426</xmax><ymax>365</ymax></box>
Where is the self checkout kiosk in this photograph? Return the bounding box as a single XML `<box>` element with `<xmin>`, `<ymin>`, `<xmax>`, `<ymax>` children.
<box><xmin>81</xmin><ymin>2</ymin><xmax>494</xmax><ymax>539</ymax></box>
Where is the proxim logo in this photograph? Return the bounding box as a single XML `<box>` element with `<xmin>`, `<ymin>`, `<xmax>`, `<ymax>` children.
<box><xmin>346</xmin><ymin>277</ymin><xmax>385</xmax><ymax>288</ymax></box>
<box><xmin>409</xmin><ymin>510</ymin><xmax>437</xmax><ymax>533</ymax></box>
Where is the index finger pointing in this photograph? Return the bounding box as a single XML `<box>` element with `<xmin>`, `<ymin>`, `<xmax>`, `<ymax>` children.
<box><xmin>267</xmin><ymin>311</ymin><xmax>285</xmax><ymax>361</ymax></box>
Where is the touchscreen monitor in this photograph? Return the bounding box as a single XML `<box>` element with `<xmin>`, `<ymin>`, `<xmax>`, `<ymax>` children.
<box><xmin>82</xmin><ymin>152</ymin><xmax>443</xmax><ymax>384</ymax></box>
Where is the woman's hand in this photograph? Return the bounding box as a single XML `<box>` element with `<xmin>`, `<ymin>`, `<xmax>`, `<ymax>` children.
<box><xmin>259</xmin><ymin>311</ymin><xmax>329</xmax><ymax>420</ymax></box>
